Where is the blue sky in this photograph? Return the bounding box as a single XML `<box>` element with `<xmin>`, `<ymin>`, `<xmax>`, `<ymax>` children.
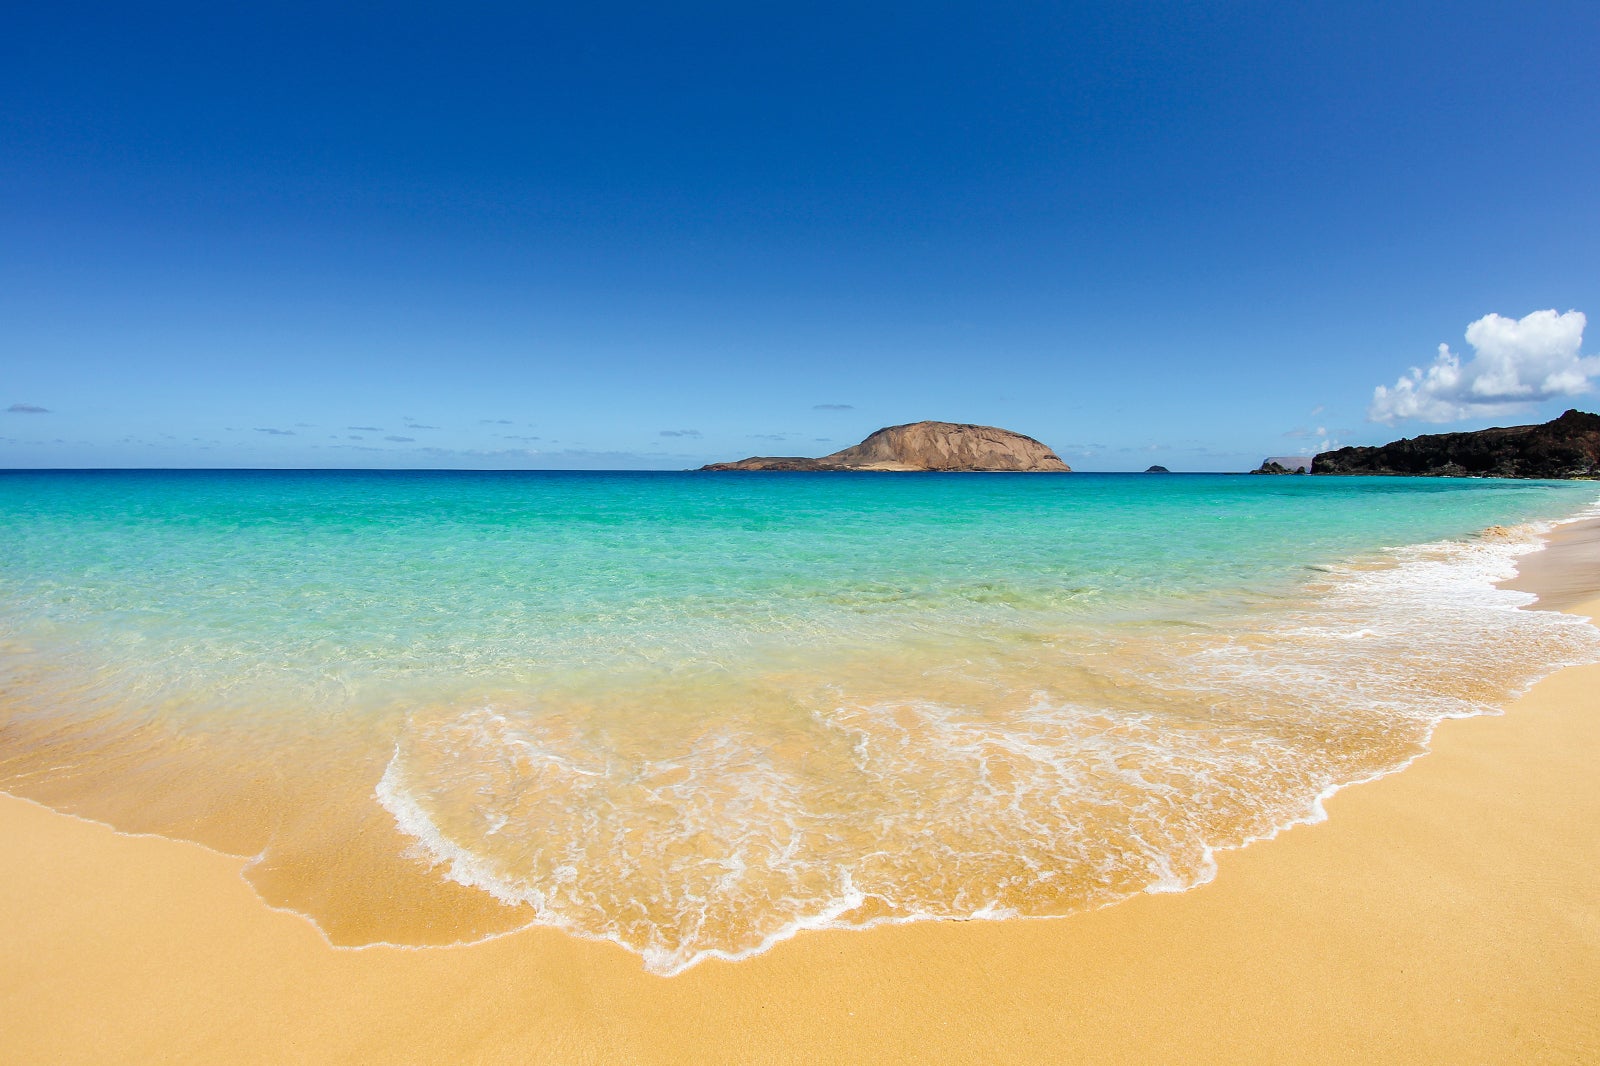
<box><xmin>3</xmin><ymin>2</ymin><xmax>1597</xmax><ymax>470</ymax></box>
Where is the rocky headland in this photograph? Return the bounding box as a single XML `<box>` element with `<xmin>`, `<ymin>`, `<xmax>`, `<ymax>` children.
<box><xmin>1312</xmin><ymin>409</ymin><xmax>1600</xmax><ymax>479</ymax></box>
<box><xmin>700</xmin><ymin>421</ymin><xmax>1071</xmax><ymax>472</ymax></box>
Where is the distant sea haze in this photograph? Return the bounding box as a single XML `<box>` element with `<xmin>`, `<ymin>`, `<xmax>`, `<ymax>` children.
<box><xmin>0</xmin><ymin>470</ymin><xmax>1596</xmax><ymax>972</ymax></box>
<box><xmin>1263</xmin><ymin>456</ymin><xmax>1315</xmax><ymax>472</ymax></box>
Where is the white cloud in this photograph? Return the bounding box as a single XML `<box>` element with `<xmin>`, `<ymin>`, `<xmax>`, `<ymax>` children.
<box><xmin>1368</xmin><ymin>309</ymin><xmax>1595</xmax><ymax>424</ymax></box>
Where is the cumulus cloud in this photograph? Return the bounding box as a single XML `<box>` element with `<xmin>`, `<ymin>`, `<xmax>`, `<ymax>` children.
<box><xmin>659</xmin><ymin>429</ymin><xmax>701</xmax><ymax>438</ymax></box>
<box><xmin>813</xmin><ymin>403</ymin><xmax>853</xmax><ymax>410</ymax></box>
<box><xmin>7</xmin><ymin>403</ymin><xmax>49</xmax><ymax>413</ymax></box>
<box><xmin>1369</xmin><ymin>309</ymin><xmax>1595</xmax><ymax>424</ymax></box>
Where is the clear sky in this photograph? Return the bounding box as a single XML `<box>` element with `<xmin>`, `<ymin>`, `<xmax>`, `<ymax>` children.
<box><xmin>3</xmin><ymin>2</ymin><xmax>1597</xmax><ymax>470</ymax></box>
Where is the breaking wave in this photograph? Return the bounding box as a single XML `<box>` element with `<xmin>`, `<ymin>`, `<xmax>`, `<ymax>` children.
<box><xmin>376</xmin><ymin>517</ymin><xmax>1600</xmax><ymax>974</ymax></box>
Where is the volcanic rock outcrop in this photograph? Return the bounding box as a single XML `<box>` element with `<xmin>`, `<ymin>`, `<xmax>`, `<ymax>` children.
<box><xmin>701</xmin><ymin>421</ymin><xmax>1071</xmax><ymax>472</ymax></box>
<box><xmin>1312</xmin><ymin>409</ymin><xmax>1600</xmax><ymax>478</ymax></box>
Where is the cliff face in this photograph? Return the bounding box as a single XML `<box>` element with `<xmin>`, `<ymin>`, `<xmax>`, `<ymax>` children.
<box><xmin>701</xmin><ymin>421</ymin><xmax>1072</xmax><ymax>472</ymax></box>
<box><xmin>1312</xmin><ymin>409</ymin><xmax>1600</xmax><ymax>478</ymax></box>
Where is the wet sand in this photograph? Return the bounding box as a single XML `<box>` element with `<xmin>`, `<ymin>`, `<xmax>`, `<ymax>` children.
<box><xmin>3</xmin><ymin>536</ymin><xmax>1599</xmax><ymax>1063</ymax></box>
<box><xmin>1504</xmin><ymin>516</ymin><xmax>1600</xmax><ymax>610</ymax></box>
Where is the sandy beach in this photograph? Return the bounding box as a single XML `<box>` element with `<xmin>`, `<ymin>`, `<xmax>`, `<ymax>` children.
<box><xmin>4</xmin><ymin>530</ymin><xmax>1599</xmax><ymax>1064</ymax></box>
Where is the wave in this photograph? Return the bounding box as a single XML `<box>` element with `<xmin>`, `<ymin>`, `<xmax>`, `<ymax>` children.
<box><xmin>375</xmin><ymin>514</ymin><xmax>1600</xmax><ymax>974</ymax></box>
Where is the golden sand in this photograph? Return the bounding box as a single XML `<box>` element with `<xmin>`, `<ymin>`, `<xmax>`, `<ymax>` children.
<box><xmin>3</xmin><ymin>593</ymin><xmax>1599</xmax><ymax>1062</ymax></box>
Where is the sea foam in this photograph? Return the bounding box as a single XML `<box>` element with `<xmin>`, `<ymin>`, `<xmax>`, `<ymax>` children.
<box><xmin>374</xmin><ymin>513</ymin><xmax>1600</xmax><ymax>974</ymax></box>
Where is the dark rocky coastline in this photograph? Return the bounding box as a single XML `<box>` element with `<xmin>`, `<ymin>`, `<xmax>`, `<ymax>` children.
<box><xmin>1312</xmin><ymin>409</ymin><xmax>1600</xmax><ymax>479</ymax></box>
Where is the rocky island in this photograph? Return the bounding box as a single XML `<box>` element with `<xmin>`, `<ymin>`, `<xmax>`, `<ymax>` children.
<box><xmin>701</xmin><ymin>421</ymin><xmax>1071</xmax><ymax>472</ymax></box>
<box><xmin>1251</xmin><ymin>456</ymin><xmax>1313</xmax><ymax>475</ymax></box>
<box><xmin>1312</xmin><ymin>409</ymin><xmax>1600</xmax><ymax>478</ymax></box>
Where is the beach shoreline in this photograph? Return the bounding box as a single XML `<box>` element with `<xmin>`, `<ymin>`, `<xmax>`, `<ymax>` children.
<box><xmin>1504</xmin><ymin>515</ymin><xmax>1600</xmax><ymax>610</ymax></box>
<box><xmin>3</xmin><ymin>521</ymin><xmax>1600</xmax><ymax>1063</ymax></box>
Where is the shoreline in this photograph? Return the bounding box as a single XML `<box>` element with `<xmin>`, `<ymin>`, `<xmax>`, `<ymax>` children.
<box><xmin>4</xmin><ymin>522</ymin><xmax>1600</xmax><ymax>1061</ymax></box>
<box><xmin>1503</xmin><ymin>515</ymin><xmax>1600</xmax><ymax>610</ymax></box>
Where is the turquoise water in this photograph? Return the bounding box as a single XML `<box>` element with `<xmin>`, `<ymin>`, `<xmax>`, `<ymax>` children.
<box><xmin>1</xmin><ymin>470</ymin><xmax>1597</xmax><ymax>972</ymax></box>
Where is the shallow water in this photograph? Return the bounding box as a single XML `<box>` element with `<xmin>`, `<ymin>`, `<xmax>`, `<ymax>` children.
<box><xmin>1</xmin><ymin>470</ymin><xmax>1596</xmax><ymax>972</ymax></box>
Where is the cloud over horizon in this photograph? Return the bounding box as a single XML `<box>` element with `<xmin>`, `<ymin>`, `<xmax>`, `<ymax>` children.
<box><xmin>1369</xmin><ymin>309</ymin><xmax>1595</xmax><ymax>424</ymax></box>
<box><xmin>7</xmin><ymin>404</ymin><xmax>49</xmax><ymax>413</ymax></box>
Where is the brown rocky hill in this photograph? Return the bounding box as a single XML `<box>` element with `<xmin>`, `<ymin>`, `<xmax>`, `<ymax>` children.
<box><xmin>701</xmin><ymin>421</ymin><xmax>1072</xmax><ymax>472</ymax></box>
<box><xmin>1312</xmin><ymin>409</ymin><xmax>1600</xmax><ymax>478</ymax></box>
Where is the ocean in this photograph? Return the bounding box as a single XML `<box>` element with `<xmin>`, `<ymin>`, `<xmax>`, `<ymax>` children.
<box><xmin>1</xmin><ymin>469</ymin><xmax>1596</xmax><ymax>973</ymax></box>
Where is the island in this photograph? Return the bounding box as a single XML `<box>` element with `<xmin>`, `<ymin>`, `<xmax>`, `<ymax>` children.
<box><xmin>1313</xmin><ymin>409</ymin><xmax>1600</xmax><ymax>478</ymax></box>
<box><xmin>1251</xmin><ymin>456</ymin><xmax>1313</xmax><ymax>475</ymax></box>
<box><xmin>700</xmin><ymin>421</ymin><xmax>1072</xmax><ymax>472</ymax></box>
<box><xmin>1144</xmin><ymin>465</ymin><xmax>1170</xmax><ymax>473</ymax></box>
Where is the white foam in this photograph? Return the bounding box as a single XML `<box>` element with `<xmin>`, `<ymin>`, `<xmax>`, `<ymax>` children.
<box><xmin>370</xmin><ymin>503</ymin><xmax>1600</xmax><ymax>975</ymax></box>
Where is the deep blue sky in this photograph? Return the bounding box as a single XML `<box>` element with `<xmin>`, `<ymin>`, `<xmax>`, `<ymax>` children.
<box><xmin>3</xmin><ymin>2</ymin><xmax>1597</xmax><ymax>469</ymax></box>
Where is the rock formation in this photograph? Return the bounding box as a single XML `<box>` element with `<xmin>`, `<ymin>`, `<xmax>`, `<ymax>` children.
<box><xmin>700</xmin><ymin>421</ymin><xmax>1071</xmax><ymax>472</ymax></box>
<box><xmin>1252</xmin><ymin>456</ymin><xmax>1312</xmax><ymax>474</ymax></box>
<box><xmin>1312</xmin><ymin>409</ymin><xmax>1600</xmax><ymax>478</ymax></box>
<box><xmin>1144</xmin><ymin>465</ymin><xmax>1170</xmax><ymax>473</ymax></box>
